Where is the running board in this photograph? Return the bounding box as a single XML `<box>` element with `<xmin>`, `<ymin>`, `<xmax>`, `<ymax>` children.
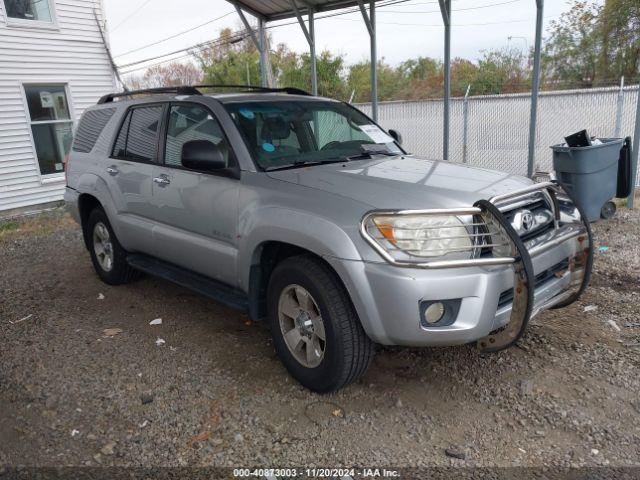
<box><xmin>126</xmin><ymin>254</ymin><xmax>248</xmax><ymax>312</ymax></box>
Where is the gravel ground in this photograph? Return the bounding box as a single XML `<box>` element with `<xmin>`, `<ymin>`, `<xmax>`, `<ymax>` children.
<box><xmin>0</xmin><ymin>206</ymin><xmax>639</xmax><ymax>470</ymax></box>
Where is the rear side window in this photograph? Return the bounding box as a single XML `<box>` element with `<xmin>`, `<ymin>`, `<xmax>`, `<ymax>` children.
<box><xmin>72</xmin><ymin>108</ymin><xmax>116</xmax><ymax>153</ymax></box>
<box><xmin>111</xmin><ymin>105</ymin><xmax>163</xmax><ymax>162</ymax></box>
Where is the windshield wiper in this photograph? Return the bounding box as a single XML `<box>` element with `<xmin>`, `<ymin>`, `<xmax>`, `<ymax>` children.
<box><xmin>346</xmin><ymin>151</ymin><xmax>399</xmax><ymax>161</ymax></box>
<box><xmin>347</xmin><ymin>144</ymin><xmax>401</xmax><ymax>161</ymax></box>
<box><xmin>264</xmin><ymin>158</ymin><xmax>348</xmax><ymax>172</ymax></box>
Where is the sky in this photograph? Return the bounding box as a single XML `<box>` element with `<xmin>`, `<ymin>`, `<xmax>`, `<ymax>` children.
<box><xmin>103</xmin><ymin>0</ymin><xmax>577</xmax><ymax>76</ymax></box>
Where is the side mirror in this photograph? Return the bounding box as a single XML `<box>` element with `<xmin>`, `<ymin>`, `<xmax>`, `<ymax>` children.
<box><xmin>388</xmin><ymin>129</ymin><xmax>403</xmax><ymax>145</ymax></box>
<box><xmin>181</xmin><ymin>140</ymin><xmax>227</xmax><ymax>171</ymax></box>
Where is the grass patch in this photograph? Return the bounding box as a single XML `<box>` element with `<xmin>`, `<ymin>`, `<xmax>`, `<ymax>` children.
<box><xmin>0</xmin><ymin>209</ymin><xmax>76</xmax><ymax>242</ymax></box>
<box><xmin>0</xmin><ymin>220</ymin><xmax>20</xmax><ymax>232</ymax></box>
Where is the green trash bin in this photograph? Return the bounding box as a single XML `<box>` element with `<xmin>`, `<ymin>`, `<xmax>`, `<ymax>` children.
<box><xmin>551</xmin><ymin>138</ymin><xmax>624</xmax><ymax>222</ymax></box>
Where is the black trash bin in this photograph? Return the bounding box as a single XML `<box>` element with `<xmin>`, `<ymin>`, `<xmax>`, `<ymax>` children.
<box><xmin>551</xmin><ymin>138</ymin><xmax>625</xmax><ymax>222</ymax></box>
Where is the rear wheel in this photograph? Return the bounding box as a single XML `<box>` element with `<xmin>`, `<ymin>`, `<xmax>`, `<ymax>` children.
<box><xmin>267</xmin><ymin>255</ymin><xmax>374</xmax><ymax>392</ymax></box>
<box><xmin>86</xmin><ymin>208</ymin><xmax>139</xmax><ymax>285</ymax></box>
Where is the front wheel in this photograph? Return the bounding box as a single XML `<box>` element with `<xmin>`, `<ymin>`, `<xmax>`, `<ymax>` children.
<box><xmin>267</xmin><ymin>255</ymin><xmax>374</xmax><ymax>392</ymax></box>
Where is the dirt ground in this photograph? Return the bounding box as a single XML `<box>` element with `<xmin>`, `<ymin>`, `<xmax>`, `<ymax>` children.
<box><xmin>0</xmin><ymin>205</ymin><xmax>639</xmax><ymax>472</ymax></box>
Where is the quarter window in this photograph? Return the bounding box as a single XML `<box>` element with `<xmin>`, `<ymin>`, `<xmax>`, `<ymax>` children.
<box><xmin>24</xmin><ymin>84</ymin><xmax>73</xmax><ymax>176</ymax></box>
<box><xmin>72</xmin><ymin>108</ymin><xmax>116</xmax><ymax>153</ymax></box>
<box><xmin>4</xmin><ymin>0</ymin><xmax>53</xmax><ymax>23</ymax></box>
<box><xmin>165</xmin><ymin>104</ymin><xmax>234</xmax><ymax>169</ymax></box>
<box><xmin>112</xmin><ymin>106</ymin><xmax>163</xmax><ymax>162</ymax></box>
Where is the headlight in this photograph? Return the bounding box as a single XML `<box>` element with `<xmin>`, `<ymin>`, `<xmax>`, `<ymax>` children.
<box><xmin>366</xmin><ymin>214</ymin><xmax>473</xmax><ymax>259</ymax></box>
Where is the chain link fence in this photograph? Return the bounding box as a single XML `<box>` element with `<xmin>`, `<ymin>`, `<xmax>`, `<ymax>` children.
<box><xmin>356</xmin><ymin>85</ymin><xmax>639</xmax><ymax>181</ymax></box>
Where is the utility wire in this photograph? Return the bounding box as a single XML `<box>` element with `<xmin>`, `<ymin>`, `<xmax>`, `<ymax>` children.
<box><xmin>111</xmin><ymin>0</ymin><xmax>154</xmax><ymax>32</ymax></box>
<box><xmin>114</xmin><ymin>11</ymin><xmax>236</xmax><ymax>58</ymax></box>
<box><xmin>379</xmin><ymin>0</ymin><xmax>524</xmax><ymax>14</ymax></box>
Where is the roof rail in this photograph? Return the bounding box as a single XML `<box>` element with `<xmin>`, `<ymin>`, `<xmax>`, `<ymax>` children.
<box><xmin>97</xmin><ymin>84</ymin><xmax>312</xmax><ymax>104</ymax></box>
<box><xmin>97</xmin><ymin>86</ymin><xmax>201</xmax><ymax>104</ymax></box>
<box><xmin>193</xmin><ymin>85</ymin><xmax>312</xmax><ymax>96</ymax></box>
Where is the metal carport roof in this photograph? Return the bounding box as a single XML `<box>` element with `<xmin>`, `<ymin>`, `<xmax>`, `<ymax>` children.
<box><xmin>228</xmin><ymin>0</ymin><xmax>379</xmax><ymax>21</ymax></box>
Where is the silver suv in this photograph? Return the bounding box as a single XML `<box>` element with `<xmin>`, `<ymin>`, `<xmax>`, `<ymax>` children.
<box><xmin>65</xmin><ymin>85</ymin><xmax>593</xmax><ymax>392</ymax></box>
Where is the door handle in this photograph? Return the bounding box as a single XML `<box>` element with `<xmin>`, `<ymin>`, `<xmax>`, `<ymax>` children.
<box><xmin>106</xmin><ymin>166</ymin><xmax>119</xmax><ymax>176</ymax></box>
<box><xmin>153</xmin><ymin>175</ymin><xmax>170</xmax><ymax>186</ymax></box>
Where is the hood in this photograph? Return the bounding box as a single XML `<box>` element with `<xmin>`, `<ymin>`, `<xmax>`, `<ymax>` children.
<box><xmin>266</xmin><ymin>156</ymin><xmax>532</xmax><ymax>210</ymax></box>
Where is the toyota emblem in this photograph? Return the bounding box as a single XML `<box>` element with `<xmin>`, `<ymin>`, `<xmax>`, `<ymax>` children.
<box><xmin>521</xmin><ymin>210</ymin><xmax>535</xmax><ymax>232</ymax></box>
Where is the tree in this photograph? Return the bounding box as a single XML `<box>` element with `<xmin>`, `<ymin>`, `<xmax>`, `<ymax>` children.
<box><xmin>396</xmin><ymin>57</ymin><xmax>443</xmax><ymax>99</ymax></box>
<box><xmin>450</xmin><ymin>58</ymin><xmax>477</xmax><ymax>97</ymax></box>
<box><xmin>273</xmin><ymin>46</ymin><xmax>348</xmax><ymax>99</ymax></box>
<box><xmin>141</xmin><ymin>62</ymin><xmax>202</xmax><ymax>88</ymax></box>
<box><xmin>598</xmin><ymin>0</ymin><xmax>640</xmax><ymax>81</ymax></box>
<box><xmin>474</xmin><ymin>47</ymin><xmax>528</xmax><ymax>94</ymax></box>
<box><xmin>195</xmin><ymin>28</ymin><xmax>262</xmax><ymax>86</ymax></box>
<box><xmin>346</xmin><ymin>59</ymin><xmax>403</xmax><ymax>102</ymax></box>
<box><xmin>541</xmin><ymin>1</ymin><xmax>600</xmax><ymax>88</ymax></box>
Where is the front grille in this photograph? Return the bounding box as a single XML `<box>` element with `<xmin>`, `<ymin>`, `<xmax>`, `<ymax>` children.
<box><xmin>501</xmin><ymin>194</ymin><xmax>555</xmax><ymax>242</ymax></box>
<box><xmin>497</xmin><ymin>259</ymin><xmax>570</xmax><ymax>309</ymax></box>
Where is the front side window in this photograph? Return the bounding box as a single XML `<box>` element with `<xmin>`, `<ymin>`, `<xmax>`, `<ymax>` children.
<box><xmin>225</xmin><ymin>100</ymin><xmax>402</xmax><ymax>170</ymax></box>
<box><xmin>4</xmin><ymin>0</ymin><xmax>53</xmax><ymax>22</ymax></box>
<box><xmin>165</xmin><ymin>104</ymin><xmax>234</xmax><ymax>169</ymax></box>
<box><xmin>24</xmin><ymin>84</ymin><xmax>73</xmax><ymax>176</ymax></box>
<box><xmin>111</xmin><ymin>105</ymin><xmax>163</xmax><ymax>162</ymax></box>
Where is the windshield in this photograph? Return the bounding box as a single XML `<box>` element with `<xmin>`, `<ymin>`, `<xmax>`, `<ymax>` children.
<box><xmin>224</xmin><ymin>100</ymin><xmax>402</xmax><ymax>170</ymax></box>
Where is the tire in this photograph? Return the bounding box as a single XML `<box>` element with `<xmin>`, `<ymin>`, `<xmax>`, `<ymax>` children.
<box><xmin>85</xmin><ymin>207</ymin><xmax>140</xmax><ymax>285</ymax></box>
<box><xmin>600</xmin><ymin>200</ymin><xmax>616</xmax><ymax>220</ymax></box>
<box><xmin>267</xmin><ymin>254</ymin><xmax>374</xmax><ymax>392</ymax></box>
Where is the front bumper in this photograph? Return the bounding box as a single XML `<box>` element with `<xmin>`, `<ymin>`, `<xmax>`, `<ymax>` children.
<box><xmin>327</xmin><ymin>182</ymin><xmax>592</xmax><ymax>347</ymax></box>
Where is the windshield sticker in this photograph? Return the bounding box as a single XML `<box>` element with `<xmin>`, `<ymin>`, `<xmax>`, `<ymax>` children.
<box><xmin>239</xmin><ymin>108</ymin><xmax>255</xmax><ymax>119</ymax></box>
<box><xmin>262</xmin><ymin>142</ymin><xmax>276</xmax><ymax>153</ymax></box>
<box><xmin>359</xmin><ymin>124</ymin><xmax>394</xmax><ymax>144</ymax></box>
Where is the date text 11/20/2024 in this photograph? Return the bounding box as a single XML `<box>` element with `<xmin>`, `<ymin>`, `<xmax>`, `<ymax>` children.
<box><xmin>232</xmin><ymin>468</ymin><xmax>400</xmax><ymax>477</ymax></box>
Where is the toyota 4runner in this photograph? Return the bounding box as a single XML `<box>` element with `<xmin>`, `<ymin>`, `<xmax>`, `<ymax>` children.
<box><xmin>65</xmin><ymin>85</ymin><xmax>593</xmax><ymax>392</ymax></box>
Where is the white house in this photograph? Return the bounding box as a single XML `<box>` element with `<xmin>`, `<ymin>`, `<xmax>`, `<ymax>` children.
<box><xmin>0</xmin><ymin>0</ymin><xmax>116</xmax><ymax>214</ymax></box>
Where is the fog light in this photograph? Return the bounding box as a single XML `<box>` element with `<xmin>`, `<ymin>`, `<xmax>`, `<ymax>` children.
<box><xmin>419</xmin><ymin>299</ymin><xmax>461</xmax><ymax>328</ymax></box>
<box><xmin>423</xmin><ymin>302</ymin><xmax>445</xmax><ymax>324</ymax></box>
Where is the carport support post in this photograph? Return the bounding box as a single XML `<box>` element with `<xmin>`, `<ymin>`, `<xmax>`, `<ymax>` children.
<box><xmin>439</xmin><ymin>0</ymin><xmax>451</xmax><ymax>160</ymax></box>
<box><xmin>290</xmin><ymin>1</ymin><xmax>317</xmax><ymax>95</ymax></box>
<box><xmin>628</xmin><ymin>86</ymin><xmax>640</xmax><ymax>209</ymax></box>
<box><xmin>527</xmin><ymin>0</ymin><xmax>544</xmax><ymax>178</ymax></box>
<box><xmin>258</xmin><ymin>19</ymin><xmax>268</xmax><ymax>87</ymax></box>
<box><xmin>309</xmin><ymin>10</ymin><xmax>317</xmax><ymax>95</ymax></box>
<box><xmin>358</xmin><ymin>0</ymin><xmax>378</xmax><ymax>121</ymax></box>
<box><xmin>233</xmin><ymin>3</ymin><xmax>268</xmax><ymax>87</ymax></box>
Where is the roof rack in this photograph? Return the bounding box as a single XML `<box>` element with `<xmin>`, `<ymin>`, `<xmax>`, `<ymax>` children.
<box><xmin>194</xmin><ymin>85</ymin><xmax>312</xmax><ymax>96</ymax></box>
<box><xmin>97</xmin><ymin>84</ymin><xmax>311</xmax><ymax>104</ymax></box>
<box><xmin>97</xmin><ymin>86</ymin><xmax>201</xmax><ymax>104</ymax></box>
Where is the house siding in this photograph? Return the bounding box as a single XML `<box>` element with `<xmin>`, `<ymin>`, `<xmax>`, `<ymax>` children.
<box><xmin>0</xmin><ymin>0</ymin><xmax>116</xmax><ymax>211</ymax></box>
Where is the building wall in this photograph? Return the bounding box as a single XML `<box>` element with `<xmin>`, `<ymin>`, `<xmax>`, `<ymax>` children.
<box><xmin>0</xmin><ymin>0</ymin><xmax>116</xmax><ymax>211</ymax></box>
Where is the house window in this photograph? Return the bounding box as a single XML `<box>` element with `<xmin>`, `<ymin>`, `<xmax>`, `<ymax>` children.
<box><xmin>24</xmin><ymin>85</ymin><xmax>74</xmax><ymax>176</ymax></box>
<box><xmin>4</xmin><ymin>0</ymin><xmax>53</xmax><ymax>22</ymax></box>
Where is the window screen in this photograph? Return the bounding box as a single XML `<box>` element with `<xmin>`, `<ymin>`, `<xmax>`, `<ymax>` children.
<box><xmin>112</xmin><ymin>106</ymin><xmax>163</xmax><ymax>162</ymax></box>
<box><xmin>72</xmin><ymin>108</ymin><xmax>116</xmax><ymax>153</ymax></box>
